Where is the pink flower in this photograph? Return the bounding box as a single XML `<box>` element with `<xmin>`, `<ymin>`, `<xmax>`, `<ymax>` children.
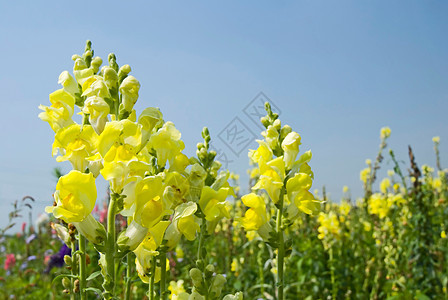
<box><xmin>4</xmin><ymin>254</ymin><xmax>16</xmax><ymax>271</ymax></box>
<box><xmin>21</xmin><ymin>222</ymin><xmax>26</xmax><ymax>233</ymax></box>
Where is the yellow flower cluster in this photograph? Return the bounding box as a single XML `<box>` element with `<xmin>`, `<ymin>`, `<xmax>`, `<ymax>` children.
<box><xmin>240</xmin><ymin>103</ymin><xmax>321</xmax><ymax>242</ymax></box>
<box><xmin>40</xmin><ymin>42</ymin><xmax>234</xmax><ymax>286</ymax></box>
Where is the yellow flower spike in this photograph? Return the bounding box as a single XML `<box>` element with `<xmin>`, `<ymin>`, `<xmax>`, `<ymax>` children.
<box><xmin>339</xmin><ymin>201</ymin><xmax>351</xmax><ymax>216</ymax></box>
<box><xmin>368</xmin><ymin>193</ymin><xmax>390</xmax><ymax>219</ymax></box>
<box><xmin>148</xmin><ymin>121</ymin><xmax>185</xmax><ymax>168</ymax></box>
<box><xmin>119</xmin><ymin>75</ymin><xmax>140</xmax><ymax>111</ymax></box>
<box><xmin>433</xmin><ymin>136</ymin><xmax>440</xmax><ymax>144</ymax></box>
<box><xmin>58</xmin><ymin>71</ymin><xmax>79</xmax><ymax>96</ymax></box>
<box><xmin>248</xmin><ymin>140</ymin><xmax>273</xmax><ymax>165</ymax></box>
<box><xmin>380</xmin><ymin>126</ymin><xmax>391</xmax><ymax>140</ymax></box>
<box><xmin>241</xmin><ymin>193</ymin><xmax>267</xmax><ymax>231</ymax></box>
<box><xmin>45</xmin><ymin>170</ymin><xmax>97</xmax><ymax>223</ymax></box>
<box><xmin>53</xmin><ymin>124</ymin><xmax>98</xmax><ymax>172</ymax></box>
<box><xmin>380</xmin><ymin>178</ymin><xmax>391</xmax><ymax>194</ymax></box>
<box><xmin>360</xmin><ymin>168</ymin><xmax>371</xmax><ymax>184</ymax></box>
<box><xmin>82</xmin><ymin>96</ymin><xmax>110</xmax><ymax>135</ymax></box>
<box><xmin>281</xmin><ymin>131</ymin><xmax>301</xmax><ymax>169</ymax></box>
<box><xmin>442</xmin><ymin>231</ymin><xmax>447</xmax><ymax>239</ymax></box>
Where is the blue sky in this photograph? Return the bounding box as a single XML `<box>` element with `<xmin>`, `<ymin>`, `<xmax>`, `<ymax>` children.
<box><xmin>0</xmin><ymin>1</ymin><xmax>447</xmax><ymax>229</ymax></box>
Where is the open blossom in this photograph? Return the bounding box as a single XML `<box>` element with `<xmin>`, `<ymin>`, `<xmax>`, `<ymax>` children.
<box><xmin>4</xmin><ymin>254</ymin><xmax>16</xmax><ymax>271</ymax></box>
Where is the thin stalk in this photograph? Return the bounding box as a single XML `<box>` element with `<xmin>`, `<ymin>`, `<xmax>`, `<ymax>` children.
<box><xmin>103</xmin><ymin>194</ymin><xmax>117</xmax><ymax>299</ymax></box>
<box><xmin>160</xmin><ymin>251</ymin><xmax>167</xmax><ymax>300</ymax></box>
<box><xmin>329</xmin><ymin>246</ymin><xmax>337</xmax><ymax>300</ymax></box>
<box><xmin>276</xmin><ymin>186</ymin><xmax>286</xmax><ymax>300</ymax></box>
<box><xmin>78</xmin><ymin>235</ymin><xmax>87</xmax><ymax>300</ymax></box>
<box><xmin>70</xmin><ymin>240</ymin><xmax>76</xmax><ymax>300</ymax></box>
<box><xmin>125</xmin><ymin>252</ymin><xmax>134</xmax><ymax>300</ymax></box>
<box><xmin>149</xmin><ymin>256</ymin><xmax>156</xmax><ymax>300</ymax></box>
<box><xmin>257</xmin><ymin>242</ymin><xmax>265</xmax><ymax>296</ymax></box>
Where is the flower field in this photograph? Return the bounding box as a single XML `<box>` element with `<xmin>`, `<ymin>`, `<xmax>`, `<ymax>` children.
<box><xmin>0</xmin><ymin>42</ymin><xmax>447</xmax><ymax>300</ymax></box>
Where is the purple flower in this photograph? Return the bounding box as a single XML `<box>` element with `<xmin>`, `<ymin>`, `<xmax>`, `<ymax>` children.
<box><xmin>27</xmin><ymin>255</ymin><xmax>37</xmax><ymax>261</ymax></box>
<box><xmin>44</xmin><ymin>244</ymin><xmax>71</xmax><ymax>274</ymax></box>
<box><xmin>25</xmin><ymin>234</ymin><xmax>37</xmax><ymax>244</ymax></box>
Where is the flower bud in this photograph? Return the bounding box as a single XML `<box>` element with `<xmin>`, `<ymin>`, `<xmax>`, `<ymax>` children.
<box><xmin>64</xmin><ymin>255</ymin><xmax>72</xmax><ymax>265</ymax></box>
<box><xmin>90</xmin><ymin>56</ymin><xmax>103</xmax><ymax>74</ymax></box>
<box><xmin>205</xmin><ymin>264</ymin><xmax>215</xmax><ymax>276</ymax></box>
<box><xmin>189</xmin><ymin>268</ymin><xmax>203</xmax><ymax>287</ymax></box>
<box><xmin>210</xmin><ymin>274</ymin><xmax>226</xmax><ymax>297</ymax></box>
<box><xmin>260</xmin><ymin>116</ymin><xmax>270</xmax><ymax>128</ymax></box>
<box><xmin>273</xmin><ymin>119</ymin><xmax>281</xmax><ymax>130</ymax></box>
<box><xmin>62</xmin><ymin>277</ymin><xmax>71</xmax><ymax>289</ymax></box>
<box><xmin>51</xmin><ymin>223</ymin><xmax>71</xmax><ymax>245</ymax></box>
<box><xmin>118</xmin><ymin>64</ymin><xmax>131</xmax><ymax>83</ymax></box>
<box><xmin>119</xmin><ymin>76</ymin><xmax>140</xmax><ymax>111</ymax></box>
<box><xmin>102</xmin><ymin>66</ymin><xmax>118</xmax><ymax>90</ymax></box>
<box><xmin>280</xmin><ymin>125</ymin><xmax>292</xmax><ymax>140</ymax></box>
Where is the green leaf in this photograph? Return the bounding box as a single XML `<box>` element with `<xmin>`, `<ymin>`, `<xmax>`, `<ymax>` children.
<box><xmin>86</xmin><ymin>271</ymin><xmax>102</xmax><ymax>281</ymax></box>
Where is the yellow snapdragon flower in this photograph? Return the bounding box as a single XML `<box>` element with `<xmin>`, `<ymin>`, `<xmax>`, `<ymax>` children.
<box><xmin>46</xmin><ymin>170</ymin><xmax>97</xmax><ymax>223</ymax></box>
<box><xmin>147</xmin><ymin>121</ymin><xmax>185</xmax><ymax>168</ymax></box>
<box><xmin>52</xmin><ymin>124</ymin><xmax>98</xmax><ymax>172</ymax></box>
<box><xmin>38</xmin><ymin>89</ymin><xmax>75</xmax><ymax>132</ymax></box>
<box><xmin>199</xmin><ymin>186</ymin><xmax>231</xmax><ymax>233</ymax></box>
<box><xmin>165</xmin><ymin>202</ymin><xmax>200</xmax><ymax>249</ymax></box>
<box><xmin>281</xmin><ymin>131</ymin><xmax>301</xmax><ymax>169</ymax></box>
<box><xmin>241</xmin><ymin>193</ymin><xmax>268</xmax><ymax>231</ymax></box>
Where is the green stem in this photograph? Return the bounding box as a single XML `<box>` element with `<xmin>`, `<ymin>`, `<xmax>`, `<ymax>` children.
<box><xmin>160</xmin><ymin>251</ymin><xmax>167</xmax><ymax>300</ymax></box>
<box><xmin>149</xmin><ymin>256</ymin><xmax>156</xmax><ymax>300</ymax></box>
<box><xmin>257</xmin><ymin>242</ymin><xmax>265</xmax><ymax>296</ymax></box>
<box><xmin>125</xmin><ymin>253</ymin><xmax>134</xmax><ymax>300</ymax></box>
<box><xmin>103</xmin><ymin>194</ymin><xmax>117</xmax><ymax>299</ymax></box>
<box><xmin>329</xmin><ymin>246</ymin><xmax>337</xmax><ymax>300</ymax></box>
<box><xmin>276</xmin><ymin>186</ymin><xmax>286</xmax><ymax>300</ymax></box>
<box><xmin>79</xmin><ymin>235</ymin><xmax>87</xmax><ymax>300</ymax></box>
<box><xmin>70</xmin><ymin>241</ymin><xmax>76</xmax><ymax>300</ymax></box>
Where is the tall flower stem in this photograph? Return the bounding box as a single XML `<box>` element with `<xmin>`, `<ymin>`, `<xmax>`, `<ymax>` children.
<box><xmin>124</xmin><ymin>252</ymin><xmax>134</xmax><ymax>300</ymax></box>
<box><xmin>78</xmin><ymin>235</ymin><xmax>87</xmax><ymax>300</ymax></box>
<box><xmin>159</xmin><ymin>250</ymin><xmax>167</xmax><ymax>300</ymax></box>
<box><xmin>276</xmin><ymin>185</ymin><xmax>286</xmax><ymax>300</ymax></box>
<box><xmin>149</xmin><ymin>256</ymin><xmax>156</xmax><ymax>300</ymax></box>
<box><xmin>103</xmin><ymin>193</ymin><xmax>117</xmax><ymax>299</ymax></box>
<box><xmin>70</xmin><ymin>240</ymin><xmax>76</xmax><ymax>300</ymax></box>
